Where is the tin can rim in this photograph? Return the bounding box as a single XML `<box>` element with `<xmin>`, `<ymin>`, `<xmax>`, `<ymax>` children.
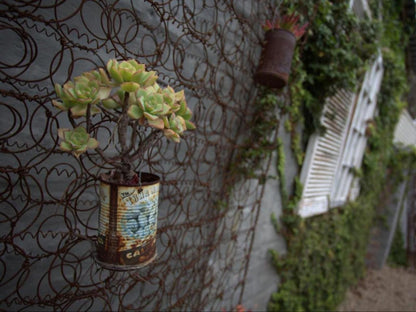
<box><xmin>99</xmin><ymin>171</ymin><xmax>160</xmax><ymax>187</ymax></box>
<box><xmin>265</xmin><ymin>28</ymin><xmax>296</xmax><ymax>39</ymax></box>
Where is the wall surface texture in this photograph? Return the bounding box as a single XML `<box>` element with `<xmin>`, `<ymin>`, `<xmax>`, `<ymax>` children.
<box><xmin>0</xmin><ymin>1</ymin><xmax>289</xmax><ymax>311</ymax></box>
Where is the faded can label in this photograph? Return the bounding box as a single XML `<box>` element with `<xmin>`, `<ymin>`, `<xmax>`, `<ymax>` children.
<box><xmin>98</xmin><ymin>181</ymin><xmax>159</xmax><ymax>261</ymax></box>
<box><xmin>118</xmin><ymin>183</ymin><xmax>159</xmax><ymax>249</ymax></box>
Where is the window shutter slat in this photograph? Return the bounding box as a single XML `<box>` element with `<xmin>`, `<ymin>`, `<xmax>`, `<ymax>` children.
<box><xmin>299</xmin><ymin>55</ymin><xmax>383</xmax><ymax>217</ymax></box>
<box><xmin>299</xmin><ymin>89</ymin><xmax>355</xmax><ymax>217</ymax></box>
<box><xmin>331</xmin><ymin>55</ymin><xmax>384</xmax><ymax>204</ymax></box>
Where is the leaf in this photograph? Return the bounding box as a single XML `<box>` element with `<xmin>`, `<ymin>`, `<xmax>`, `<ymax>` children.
<box><xmin>107</xmin><ymin>59</ymin><xmax>123</xmax><ymax>83</ymax></box>
<box><xmin>176</xmin><ymin>100</ymin><xmax>187</xmax><ymax>115</ymax></box>
<box><xmin>185</xmin><ymin>120</ymin><xmax>196</xmax><ymax>130</ymax></box>
<box><xmin>98</xmin><ymin>68</ymin><xmax>111</xmax><ymax>85</ymax></box>
<box><xmin>87</xmin><ymin>137</ymin><xmax>99</xmax><ymax>149</ymax></box>
<box><xmin>127</xmin><ymin>104</ymin><xmax>143</xmax><ymax>119</ymax></box>
<box><xmin>90</xmin><ymin>105</ymin><xmax>102</xmax><ymax>115</ymax></box>
<box><xmin>54</xmin><ymin>83</ymin><xmax>63</xmax><ymax>98</ymax></box>
<box><xmin>181</xmin><ymin>107</ymin><xmax>192</xmax><ymax>120</ymax></box>
<box><xmin>148</xmin><ymin>117</ymin><xmax>165</xmax><ymax>130</ymax></box>
<box><xmin>97</xmin><ymin>87</ymin><xmax>112</xmax><ymax>100</ymax></box>
<box><xmin>52</xmin><ymin>99</ymin><xmax>68</xmax><ymax>111</ymax></box>
<box><xmin>163</xmin><ymin>129</ymin><xmax>180</xmax><ymax>143</ymax></box>
<box><xmin>102</xmin><ymin>98</ymin><xmax>120</xmax><ymax>109</ymax></box>
<box><xmin>59</xmin><ymin>141</ymin><xmax>73</xmax><ymax>152</ymax></box>
<box><xmin>143</xmin><ymin>112</ymin><xmax>159</xmax><ymax>121</ymax></box>
<box><xmin>73</xmin><ymin>145</ymin><xmax>88</xmax><ymax>157</ymax></box>
<box><xmin>58</xmin><ymin>128</ymin><xmax>69</xmax><ymax>140</ymax></box>
<box><xmin>70</xmin><ymin>104</ymin><xmax>88</xmax><ymax>117</ymax></box>
<box><xmin>120</xmin><ymin>82</ymin><xmax>140</xmax><ymax>93</ymax></box>
<box><xmin>163</xmin><ymin>116</ymin><xmax>170</xmax><ymax>128</ymax></box>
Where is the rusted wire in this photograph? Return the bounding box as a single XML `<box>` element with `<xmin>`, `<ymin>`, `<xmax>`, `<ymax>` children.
<box><xmin>0</xmin><ymin>0</ymin><xmax>273</xmax><ymax>310</ymax></box>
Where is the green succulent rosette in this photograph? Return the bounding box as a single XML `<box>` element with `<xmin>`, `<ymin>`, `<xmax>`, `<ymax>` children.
<box><xmin>127</xmin><ymin>84</ymin><xmax>196</xmax><ymax>142</ymax></box>
<box><xmin>127</xmin><ymin>85</ymin><xmax>171</xmax><ymax>130</ymax></box>
<box><xmin>106</xmin><ymin>59</ymin><xmax>158</xmax><ymax>92</ymax></box>
<box><xmin>58</xmin><ymin>127</ymin><xmax>99</xmax><ymax>157</ymax></box>
<box><xmin>53</xmin><ymin>70</ymin><xmax>111</xmax><ymax>117</ymax></box>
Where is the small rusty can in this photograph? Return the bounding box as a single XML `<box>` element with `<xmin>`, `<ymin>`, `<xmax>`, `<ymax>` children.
<box><xmin>96</xmin><ymin>172</ymin><xmax>160</xmax><ymax>270</ymax></box>
<box><xmin>254</xmin><ymin>29</ymin><xmax>296</xmax><ymax>89</ymax></box>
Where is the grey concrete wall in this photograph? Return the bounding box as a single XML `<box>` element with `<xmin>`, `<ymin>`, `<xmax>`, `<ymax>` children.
<box><xmin>0</xmin><ymin>1</ymin><xmax>291</xmax><ymax>311</ymax></box>
<box><xmin>366</xmin><ymin>179</ymin><xmax>408</xmax><ymax>269</ymax></box>
<box><xmin>240</xmin><ymin>116</ymin><xmax>299</xmax><ymax>310</ymax></box>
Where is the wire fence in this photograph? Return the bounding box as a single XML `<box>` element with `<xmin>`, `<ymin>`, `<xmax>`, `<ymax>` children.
<box><xmin>0</xmin><ymin>1</ymin><xmax>276</xmax><ymax>310</ymax></box>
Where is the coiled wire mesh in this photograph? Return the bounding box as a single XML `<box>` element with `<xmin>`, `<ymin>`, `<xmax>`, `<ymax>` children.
<box><xmin>0</xmin><ymin>0</ymin><xmax>276</xmax><ymax>310</ymax></box>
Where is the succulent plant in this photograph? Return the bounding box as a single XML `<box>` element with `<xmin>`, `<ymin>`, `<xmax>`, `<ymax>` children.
<box><xmin>127</xmin><ymin>84</ymin><xmax>196</xmax><ymax>141</ymax></box>
<box><xmin>263</xmin><ymin>13</ymin><xmax>309</xmax><ymax>40</ymax></box>
<box><xmin>53</xmin><ymin>59</ymin><xmax>196</xmax><ymax>182</ymax></box>
<box><xmin>58</xmin><ymin>127</ymin><xmax>99</xmax><ymax>158</ymax></box>
<box><xmin>127</xmin><ymin>85</ymin><xmax>171</xmax><ymax>130</ymax></box>
<box><xmin>107</xmin><ymin>59</ymin><xmax>158</xmax><ymax>92</ymax></box>
<box><xmin>52</xmin><ymin>70</ymin><xmax>111</xmax><ymax>117</ymax></box>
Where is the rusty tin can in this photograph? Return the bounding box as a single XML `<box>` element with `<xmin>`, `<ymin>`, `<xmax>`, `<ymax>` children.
<box><xmin>96</xmin><ymin>172</ymin><xmax>160</xmax><ymax>270</ymax></box>
<box><xmin>254</xmin><ymin>29</ymin><xmax>296</xmax><ymax>89</ymax></box>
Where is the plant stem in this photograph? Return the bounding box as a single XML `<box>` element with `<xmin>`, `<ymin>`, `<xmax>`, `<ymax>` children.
<box><xmin>85</xmin><ymin>102</ymin><xmax>91</xmax><ymax>133</ymax></box>
<box><xmin>118</xmin><ymin>92</ymin><xmax>131</xmax><ymax>177</ymax></box>
<box><xmin>130</xmin><ymin>130</ymin><xmax>160</xmax><ymax>163</ymax></box>
<box><xmin>95</xmin><ymin>147</ymin><xmax>121</xmax><ymax>165</ymax></box>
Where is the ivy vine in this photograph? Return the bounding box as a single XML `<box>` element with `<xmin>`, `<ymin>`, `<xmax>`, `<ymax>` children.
<box><xmin>267</xmin><ymin>0</ymin><xmax>413</xmax><ymax>311</ymax></box>
<box><xmin>220</xmin><ymin>1</ymin><xmax>413</xmax><ymax>310</ymax></box>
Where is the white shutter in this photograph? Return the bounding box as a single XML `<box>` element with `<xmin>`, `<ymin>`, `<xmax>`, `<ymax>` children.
<box><xmin>331</xmin><ymin>54</ymin><xmax>384</xmax><ymax>205</ymax></box>
<box><xmin>298</xmin><ymin>54</ymin><xmax>383</xmax><ymax>218</ymax></box>
<box><xmin>297</xmin><ymin>2</ymin><xmax>381</xmax><ymax>218</ymax></box>
<box><xmin>298</xmin><ymin>89</ymin><xmax>355</xmax><ymax>217</ymax></box>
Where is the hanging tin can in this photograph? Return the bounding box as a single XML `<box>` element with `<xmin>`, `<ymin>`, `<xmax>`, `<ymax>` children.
<box><xmin>253</xmin><ymin>29</ymin><xmax>296</xmax><ymax>89</ymax></box>
<box><xmin>96</xmin><ymin>172</ymin><xmax>160</xmax><ymax>270</ymax></box>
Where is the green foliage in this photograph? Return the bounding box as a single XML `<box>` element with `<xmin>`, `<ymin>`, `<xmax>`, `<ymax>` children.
<box><xmin>282</xmin><ymin>0</ymin><xmax>378</xmax><ymax>135</ymax></box>
<box><xmin>268</xmin><ymin>0</ymin><xmax>412</xmax><ymax>311</ymax></box>
<box><xmin>269</xmin><ymin>200</ymin><xmax>374</xmax><ymax>312</ymax></box>
<box><xmin>388</xmin><ymin>225</ymin><xmax>408</xmax><ymax>267</ymax></box>
<box><xmin>231</xmin><ymin>87</ymin><xmax>281</xmax><ymax>180</ymax></box>
<box><xmin>386</xmin><ymin>148</ymin><xmax>416</xmax><ymax>268</ymax></box>
<box><xmin>276</xmin><ymin>138</ymin><xmax>287</xmax><ymax>206</ymax></box>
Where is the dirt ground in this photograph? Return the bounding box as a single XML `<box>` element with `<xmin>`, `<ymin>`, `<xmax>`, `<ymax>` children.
<box><xmin>338</xmin><ymin>266</ymin><xmax>416</xmax><ymax>311</ymax></box>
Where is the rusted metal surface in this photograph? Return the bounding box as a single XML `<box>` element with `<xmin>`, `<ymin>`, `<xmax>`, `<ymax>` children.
<box><xmin>254</xmin><ymin>29</ymin><xmax>296</xmax><ymax>88</ymax></box>
<box><xmin>96</xmin><ymin>172</ymin><xmax>159</xmax><ymax>269</ymax></box>
<box><xmin>0</xmin><ymin>0</ymin><xmax>277</xmax><ymax>310</ymax></box>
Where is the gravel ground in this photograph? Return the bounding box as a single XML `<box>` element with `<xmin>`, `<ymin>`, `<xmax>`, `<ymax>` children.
<box><xmin>338</xmin><ymin>266</ymin><xmax>416</xmax><ymax>311</ymax></box>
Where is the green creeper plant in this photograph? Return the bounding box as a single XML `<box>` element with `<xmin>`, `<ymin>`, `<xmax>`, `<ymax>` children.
<box><xmin>53</xmin><ymin>59</ymin><xmax>196</xmax><ymax>183</ymax></box>
<box><xmin>267</xmin><ymin>0</ymin><xmax>411</xmax><ymax>311</ymax></box>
